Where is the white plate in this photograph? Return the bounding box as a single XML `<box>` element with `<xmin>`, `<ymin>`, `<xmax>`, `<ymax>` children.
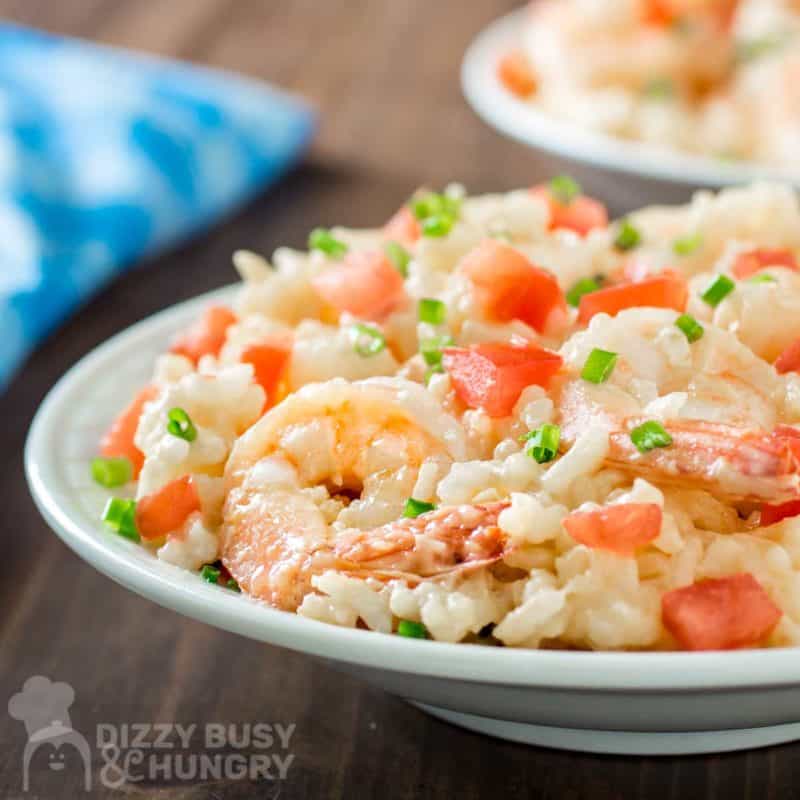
<box><xmin>461</xmin><ymin>8</ymin><xmax>800</xmax><ymax>188</ymax></box>
<box><xmin>25</xmin><ymin>286</ymin><xmax>800</xmax><ymax>755</ymax></box>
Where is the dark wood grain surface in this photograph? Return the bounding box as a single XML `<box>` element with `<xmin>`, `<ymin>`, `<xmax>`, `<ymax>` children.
<box><xmin>2</xmin><ymin>1</ymin><xmax>798</xmax><ymax>798</ymax></box>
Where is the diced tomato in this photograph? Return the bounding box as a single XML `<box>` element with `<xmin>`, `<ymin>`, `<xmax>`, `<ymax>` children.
<box><xmin>171</xmin><ymin>305</ymin><xmax>237</xmax><ymax>365</ymax></box>
<box><xmin>562</xmin><ymin>503</ymin><xmax>662</xmax><ymax>556</ymax></box>
<box><xmin>460</xmin><ymin>239</ymin><xmax>567</xmax><ymax>333</ymax></box>
<box><xmin>497</xmin><ymin>50</ymin><xmax>537</xmax><ymax>98</ymax></box>
<box><xmin>774</xmin><ymin>337</ymin><xmax>800</xmax><ymax>374</ymax></box>
<box><xmin>661</xmin><ymin>574</ymin><xmax>782</xmax><ymax>651</ymax></box>
<box><xmin>442</xmin><ymin>341</ymin><xmax>563</xmax><ymax>418</ymax></box>
<box><xmin>383</xmin><ymin>206</ymin><xmax>420</xmax><ymax>246</ymax></box>
<box><xmin>100</xmin><ymin>385</ymin><xmax>159</xmax><ymax>478</ymax></box>
<box><xmin>761</xmin><ymin>499</ymin><xmax>800</xmax><ymax>527</ymax></box>
<box><xmin>135</xmin><ymin>475</ymin><xmax>201</xmax><ymax>541</ymax></box>
<box><xmin>241</xmin><ymin>339</ymin><xmax>292</xmax><ymax>411</ymax></box>
<box><xmin>311</xmin><ymin>250</ymin><xmax>405</xmax><ymax>320</ymax></box>
<box><xmin>578</xmin><ymin>275</ymin><xmax>688</xmax><ymax>323</ymax></box>
<box><xmin>731</xmin><ymin>248</ymin><xmax>798</xmax><ymax>280</ymax></box>
<box><xmin>531</xmin><ymin>185</ymin><xmax>609</xmax><ymax>237</ymax></box>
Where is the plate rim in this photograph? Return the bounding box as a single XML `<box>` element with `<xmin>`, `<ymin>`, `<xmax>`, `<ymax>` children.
<box><xmin>24</xmin><ymin>285</ymin><xmax>800</xmax><ymax>693</ymax></box>
<box><xmin>461</xmin><ymin>7</ymin><xmax>800</xmax><ymax>188</ymax></box>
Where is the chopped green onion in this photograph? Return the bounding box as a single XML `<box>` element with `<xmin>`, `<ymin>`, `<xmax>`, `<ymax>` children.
<box><xmin>643</xmin><ymin>77</ymin><xmax>674</xmax><ymax>100</ymax></box>
<box><xmin>614</xmin><ymin>219</ymin><xmax>642</xmax><ymax>252</ymax></box>
<box><xmin>384</xmin><ymin>241</ymin><xmax>411</xmax><ymax>278</ymax></box>
<box><xmin>167</xmin><ymin>407</ymin><xmax>197</xmax><ymax>442</ymax></box>
<box><xmin>410</xmin><ymin>192</ymin><xmax>461</xmax><ymax>221</ymax></box>
<box><xmin>521</xmin><ymin>423</ymin><xmax>561</xmax><ymax>464</ymax></box>
<box><xmin>701</xmin><ymin>274</ymin><xmax>735</xmax><ymax>307</ymax></box>
<box><xmin>581</xmin><ymin>348</ymin><xmax>618</xmax><ymax>384</ymax></box>
<box><xmin>675</xmin><ymin>313</ymin><xmax>704</xmax><ymax>343</ymax></box>
<box><xmin>420</xmin><ymin>335</ymin><xmax>454</xmax><ymax>367</ymax></box>
<box><xmin>91</xmin><ymin>456</ymin><xmax>132</xmax><ymax>488</ymax></box>
<box><xmin>566</xmin><ymin>277</ymin><xmax>601</xmax><ymax>307</ymax></box>
<box><xmin>308</xmin><ymin>227</ymin><xmax>348</xmax><ymax>258</ymax></box>
<box><xmin>102</xmin><ymin>497</ymin><xmax>139</xmax><ymax>542</ymax></box>
<box><xmin>630</xmin><ymin>420</ymin><xmax>673</xmax><ymax>454</ymax></box>
<box><xmin>673</xmin><ymin>232</ymin><xmax>703</xmax><ymax>256</ymax></box>
<box><xmin>200</xmin><ymin>564</ymin><xmax>220</xmax><ymax>584</ymax></box>
<box><xmin>397</xmin><ymin>620</ymin><xmax>428</xmax><ymax>639</ymax></box>
<box><xmin>736</xmin><ymin>33</ymin><xmax>790</xmax><ymax>64</ymax></box>
<box><xmin>424</xmin><ymin>364</ymin><xmax>445</xmax><ymax>385</ymax></box>
<box><xmin>349</xmin><ymin>323</ymin><xmax>386</xmax><ymax>357</ymax></box>
<box><xmin>748</xmin><ymin>273</ymin><xmax>777</xmax><ymax>284</ymax></box>
<box><xmin>418</xmin><ymin>298</ymin><xmax>447</xmax><ymax>325</ymax></box>
<box><xmin>548</xmin><ymin>175</ymin><xmax>581</xmax><ymax>205</ymax></box>
<box><xmin>403</xmin><ymin>498</ymin><xmax>436</xmax><ymax>518</ymax></box>
<box><xmin>226</xmin><ymin>578</ymin><xmax>241</xmax><ymax>592</ymax></box>
<box><xmin>422</xmin><ymin>214</ymin><xmax>454</xmax><ymax>238</ymax></box>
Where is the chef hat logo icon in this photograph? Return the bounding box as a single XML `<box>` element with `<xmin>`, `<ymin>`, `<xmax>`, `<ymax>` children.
<box><xmin>8</xmin><ymin>676</ymin><xmax>91</xmax><ymax>792</ymax></box>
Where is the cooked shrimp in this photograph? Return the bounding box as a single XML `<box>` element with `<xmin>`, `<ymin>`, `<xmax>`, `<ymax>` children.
<box><xmin>555</xmin><ymin>308</ymin><xmax>800</xmax><ymax>502</ymax></box>
<box><xmin>221</xmin><ymin>377</ymin><xmax>511</xmax><ymax>610</ymax></box>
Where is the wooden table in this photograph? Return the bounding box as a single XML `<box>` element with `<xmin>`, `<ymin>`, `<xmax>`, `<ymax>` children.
<box><xmin>2</xmin><ymin>1</ymin><xmax>798</xmax><ymax>797</ymax></box>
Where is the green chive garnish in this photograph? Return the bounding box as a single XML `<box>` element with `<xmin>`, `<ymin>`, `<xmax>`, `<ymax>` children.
<box><xmin>422</xmin><ymin>214</ymin><xmax>454</xmax><ymax>238</ymax></box>
<box><xmin>701</xmin><ymin>274</ymin><xmax>735</xmax><ymax>307</ymax></box>
<box><xmin>736</xmin><ymin>33</ymin><xmax>790</xmax><ymax>64</ymax></box>
<box><xmin>349</xmin><ymin>323</ymin><xmax>386</xmax><ymax>357</ymax></box>
<box><xmin>614</xmin><ymin>219</ymin><xmax>641</xmax><ymax>251</ymax></box>
<box><xmin>308</xmin><ymin>228</ymin><xmax>348</xmax><ymax>258</ymax></box>
<box><xmin>643</xmin><ymin>77</ymin><xmax>674</xmax><ymax>100</ymax></box>
<box><xmin>403</xmin><ymin>498</ymin><xmax>436</xmax><ymax>518</ymax></box>
<box><xmin>91</xmin><ymin>456</ymin><xmax>133</xmax><ymax>488</ymax></box>
<box><xmin>424</xmin><ymin>364</ymin><xmax>445</xmax><ymax>385</ymax></box>
<box><xmin>410</xmin><ymin>192</ymin><xmax>460</xmax><ymax>221</ymax></box>
<box><xmin>581</xmin><ymin>348</ymin><xmax>618</xmax><ymax>384</ymax></box>
<box><xmin>418</xmin><ymin>298</ymin><xmax>446</xmax><ymax>325</ymax></box>
<box><xmin>521</xmin><ymin>423</ymin><xmax>561</xmax><ymax>464</ymax></box>
<box><xmin>566</xmin><ymin>277</ymin><xmax>600</xmax><ymax>307</ymax></box>
<box><xmin>200</xmin><ymin>564</ymin><xmax>220</xmax><ymax>584</ymax></box>
<box><xmin>549</xmin><ymin>175</ymin><xmax>581</xmax><ymax>205</ymax></box>
<box><xmin>384</xmin><ymin>241</ymin><xmax>411</xmax><ymax>278</ymax></box>
<box><xmin>748</xmin><ymin>273</ymin><xmax>777</xmax><ymax>284</ymax></box>
<box><xmin>397</xmin><ymin>620</ymin><xmax>428</xmax><ymax>639</ymax></box>
<box><xmin>102</xmin><ymin>497</ymin><xmax>139</xmax><ymax>542</ymax></box>
<box><xmin>167</xmin><ymin>407</ymin><xmax>197</xmax><ymax>443</ymax></box>
<box><xmin>420</xmin><ymin>335</ymin><xmax>454</xmax><ymax>367</ymax></box>
<box><xmin>675</xmin><ymin>313</ymin><xmax>704</xmax><ymax>343</ymax></box>
<box><xmin>673</xmin><ymin>233</ymin><xmax>703</xmax><ymax>256</ymax></box>
<box><xmin>630</xmin><ymin>420</ymin><xmax>673</xmax><ymax>453</ymax></box>
<box><xmin>226</xmin><ymin>578</ymin><xmax>241</xmax><ymax>592</ymax></box>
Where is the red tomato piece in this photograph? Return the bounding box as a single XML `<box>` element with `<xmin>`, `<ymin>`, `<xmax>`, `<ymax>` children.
<box><xmin>578</xmin><ymin>275</ymin><xmax>688</xmax><ymax>323</ymax></box>
<box><xmin>731</xmin><ymin>248</ymin><xmax>798</xmax><ymax>280</ymax></box>
<box><xmin>774</xmin><ymin>337</ymin><xmax>800</xmax><ymax>374</ymax></box>
<box><xmin>460</xmin><ymin>239</ymin><xmax>567</xmax><ymax>333</ymax></box>
<box><xmin>100</xmin><ymin>385</ymin><xmax>159</xmax><ymax>478</ymax></box>
<box><xmin>442</xmin><ymin>341</ymin><xmax>563</xmax><ymax>418</ymax></box>
<box><xmin>241</xmin><ymin>339</ymin><xmax>292</xmax><ymax>411</ymax></box>
<box><xmin>761</xmin><ymin>499</ymin><xmax>800</xmax><ymax>526</ymax></box>
<box><xmin>311</xmin><ymin>250</ymin><xmax>405</xmax><ymax>320</ymax></box>
<box><xmin>135</xmin><ymin>475</ymin><xmax>201</xmax><ymax>541</ymax></box>
<box><xmin>171</xmin><ymin>305</ymin><xmax>237</xmax><ymax>365</ymax></box>
<box><xmin>497</xmin><ymin>50</ymin><xmax>537</xmax><ymax>98</ymax></box>
<box><xmin>383</xmin><ymin>206</ymin><xmax>420</xmax><ymax>246</ymax></box>
<box><xmin>661</xmin><ymin>574</ymin><xmax>782</xmax><ymax>651</ymax></box>
<box><xmin>531</xmin><ymin>185</ymin><xmax>609</xmax><ymax>237</ymax></box>
<box><xmin>562</xmin><ymin>503</ymin><xmax>662</xmax><ymax>556</ymax></box>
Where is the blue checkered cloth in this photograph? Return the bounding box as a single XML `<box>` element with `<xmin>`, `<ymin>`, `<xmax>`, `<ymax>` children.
<box><xmin>0</xmin><ymin>25</ymin><xmax>315</xmax><ymax>388</ymax></box>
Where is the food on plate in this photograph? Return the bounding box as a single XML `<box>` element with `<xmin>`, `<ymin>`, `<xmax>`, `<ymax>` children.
<box><xmin>92</xmin><ymin>179</ymin><xmax>800</xmax><ymax>651</ymax></box>
<box><xmin>498</xmin><ymin>0</ymin><xmax>800</xmax><ymax>169</ymax></box>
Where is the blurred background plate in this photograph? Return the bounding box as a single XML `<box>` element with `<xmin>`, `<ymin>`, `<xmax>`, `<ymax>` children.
<box><xmin>461</xmin><ymin>8</ymin><xmax>800</xmax><ymax>191</ymax></box>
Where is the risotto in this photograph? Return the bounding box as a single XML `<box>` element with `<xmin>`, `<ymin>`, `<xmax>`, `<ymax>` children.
<box><xmin>94</xmin><ymin>178</ymin><xmax>800</xmax><ymax>651</ymax></box>
<box><xmin>498</xmin><ymin>0</ymin><xmax>800</xmax><ymax>170</ymax></box>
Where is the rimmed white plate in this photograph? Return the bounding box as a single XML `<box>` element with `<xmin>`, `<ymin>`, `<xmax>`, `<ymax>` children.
<box><xmin>461</xmin><ymin>8</ymin><xmax>800</xmax><ymax>188</ymax></box>
<box><xmin>25</xmin><ymin>286</ymin><xmax>800</xmax><ymax>755</ymax></box>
